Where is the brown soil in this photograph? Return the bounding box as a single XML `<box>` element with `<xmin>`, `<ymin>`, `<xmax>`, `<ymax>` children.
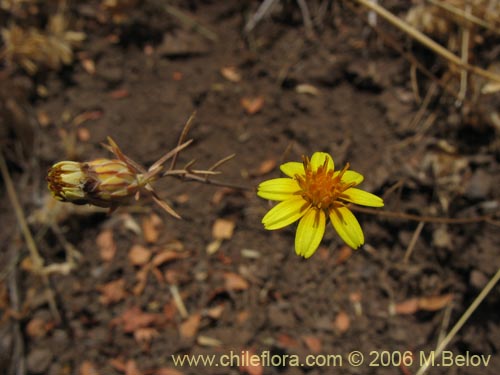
<box><xmin>1</xmin><ymin>2</ymin><xmax>499</xmax><ymax>375</ymax></box>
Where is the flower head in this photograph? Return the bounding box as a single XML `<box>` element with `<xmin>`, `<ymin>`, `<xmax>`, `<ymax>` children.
<box><xmin>257</xmin><ymin>152</ymin><xmax>383</xmax><ymax>258</ymax></box>
<box><xmin>47</xmin><ymin>137</ymin><xmax>182</xmax><ymax>218</ymax></box>
<box><xmin>47</xmin><ymin>158</ymin><xmax>146</xmax><ymax>208</ymax></box>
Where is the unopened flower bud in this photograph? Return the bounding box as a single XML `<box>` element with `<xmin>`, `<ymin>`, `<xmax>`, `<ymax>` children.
<box><xmin>47</xmin><ymin>159</ymin><xmax>143</xmax><ymax>208</ymax></box>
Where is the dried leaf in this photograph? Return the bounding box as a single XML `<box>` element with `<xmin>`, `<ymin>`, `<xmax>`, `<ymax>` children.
<box><xmin>142</xmin><ymin>213</ymin><xmax>163</xmax><ymax>244</ymax></box>
<box><xmin>151</xmin><ymin>250</ymin><xmax>188</xmax><ymax>267</ymax></box>
<box><xmin>239</xmin><ymin>349</ymin><xmax>263</xmax><ymax>375</ymax></box>
<box><xmin>37</xmin><ymin>110</ymin><xmax>51</xmax><ymax>127</ymax></box>
<box><xmin>72</xmin><ymin>110</ymin><xmax>103</xmax><ymax>126</ymax></box>
<box><xmin>98</xmin><ymin>278</ymin><xmax>126</xmax><ymax>305</ymax></box>
<box><xmin>206</xmin><ymin>304</ymin><xmax>225</xmax><ymax>319</ymax></box>
<box><xmin>334</xmin><ymin>245</ymin><xmax>353</xmax><ymax>265</ymax></box>
<box><xmin>109</xmin><ymin>358</ymin><xmax>126</xmax><ymax>372</ymax></box>
<box><xmin>206</xmin><ymin>239</ymin><xmax>222</xmax><ymax>254</ymax></box>
<box><xmin>302</xmin><ymin>335</ymin><xmax>322</xmax><ymax>353</ymax></box>
<box><xmin>97</xmin><ymin>229</ymin><xmax>116</xmax><ymax>261</ymax></box>
<box><xmin>212</xmin><ymin>218</ymin><xmax>235</xmax><ymax>240</ymax></box>
<box><xmin>394</xmin><ymin>298</ymin><xmax>419</xmax><ymax>315</ymax></box>
<box><xmin>128</xmin><ymin>245</ymin><xmax>152</xmax><ymax>266</ymax></box>
<box><xmin>25</xmin><ymin>317</ymin><xmax>47</xmax><ymax>338</ymax></box>
<box><xmin>113</xmin><ymin>306</ymin><xmax>159</xmax><ymax>333</ymax></box>
<box><xmin>295</xmin><ymin>83</ymin><xmax>320</xmax><ymax>96</ymax></box>
<box><xmin>220</xmin><ymin>66</ymin><xmax>241</xmax><ymax>82</ymax></box>
<box><xmin>240</xmin><ymin>96</ymin><xmax>264</xmax><ymax>114</ymax></box>
<box><xmin>179</xmin><ymin>313</ymin><xmax>201</xmax><ymax>339</ymax></box>
<box><xmin>333</xmin><ymin>311</ymin><xmax>350</xmax><ymax>333</ymax></box>
<box><xmin>125</xmin><ymin>360</ymin><xmax>142</xmax><ymax>375</ymax></box>
<box><xmin>197</xmin><ymin>335</ymin><xmax>223</xmax><ymax>347</ymax></box>
<box><xmin>249</xmin><ymin>159</ymin><xmax>276</xmax><ymax>177</ymax></box>
<box><xmin>163</xmin><ymin>302</ymin><xmax>178</xmax><ymax>321</ymax></box>
<box><xmin>77</xmin><ymin>127</ymin><xmax>91</xmax><ymax>141</ymax></box>
<box><xmin>223</xmin><ymin>272</ymin><xmax>249</xmax><ymax>291</ymax></box>
<box><xmin>79</xmin><ymin>360</ymin><xmax>100</xmax><ymax>375</ymax></box>
<box><xmin>81</xmin><ymin>58</ymin><xmax>96</xmax><ymax>74</ymax></box>
<box><xmin>134</xmin><ymin>327</ymin><xmax>159</xmax><ymax>346</ymax></box>
<box><xmin>277</xmin><ymin>333</ymin><xmax>299</xmax><ymax>349</ymax></box>
<box><xmin>155</xmin><ymin>368</ymin><xmax>184</xmax><ymax>375</ymax></box>
<box><xmin>418</xmin><ymin>294</ymin><xmax>453</xmax><ymax>311</ymax></box>
<box><xmin>109</xmin><ymin>88</ymin><xmax>130</xmax><ymax>99</ymax></box>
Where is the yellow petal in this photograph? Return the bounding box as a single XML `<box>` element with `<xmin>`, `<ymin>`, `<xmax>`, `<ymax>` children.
<box><xmin>262</xmin><ymin>196</ymin><xmax>310</xmax><ymax>230</ymax></box>
<box><xmin>329</xmin><ymin>207</ymin><xmax>364</xmax><ymax>249</ymax></box>
<box><xmin>280</xmin><ymin>162</ymin><xmax>305</xmax><ymax>178</ymax></box>
<box><xmin>257</xmin><ymin>178</ymin><xmax>301</xmax><ymax>201</ymax></box>
<box><xmin>295</xmin><ymin>208</ymin><xmax>326</xmax><ymax>258</ymax></box>
<box><xmin>336</xmin><ymin>170</ymin><xmax>364</xmax><ymax>185</ymax></box>
<box><xmin>310</xmin><ymin>152</ymin><xmax>334</xmax><ymax>171</ymax></box>
<box><xmin>342</xmin><ymin>188</ymin><xmax>384</xmax><ymax>207</ymax></box>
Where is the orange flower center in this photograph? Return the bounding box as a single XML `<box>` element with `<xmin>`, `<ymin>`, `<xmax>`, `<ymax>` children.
<box><xmin>296</xmin><ymin>157</ymin><xmax>353</xmax><ymax>210</ymax></box>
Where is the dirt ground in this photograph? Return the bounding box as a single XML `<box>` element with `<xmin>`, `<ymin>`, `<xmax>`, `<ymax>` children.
<box><xmin>1</xmin><ymin>1</ymin><xmax>499</xmax><ymax>375</ymax></box>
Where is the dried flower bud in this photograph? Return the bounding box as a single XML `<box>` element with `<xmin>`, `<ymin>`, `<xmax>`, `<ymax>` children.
<box><xmin>47</xmin><ymin>159</ymin><xmax>144</xmax><ymax>208</ymax></box>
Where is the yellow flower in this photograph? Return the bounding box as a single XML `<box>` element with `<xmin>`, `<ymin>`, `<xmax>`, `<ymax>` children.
<box><xmin>257</xmin><ymin>152</ymin><xmax>384</xmax><ymax>258</ymax></box>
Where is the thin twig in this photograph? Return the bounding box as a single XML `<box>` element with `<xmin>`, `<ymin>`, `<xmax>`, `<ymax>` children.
<box><xmin>353</xmin><ymin>0</ymin><xmax>500</xmax><ymax>84</ymax></box>
<box><xmin>457</xmin><ymin>4</ymin><xmax>471</xmax><ymax>103</ymax></box>
<box><xmin>350</xmin><ymin>205</ymin><xmax>498</xmax><ymax>226</ymax></box>
<box><xmin>416</xmin><ymin>266</ymin><xmax>500</xmax><ymax>375</ymax></box>
<box><xmin>244</xmin><ymin>0</ymin><xmax>279</xmax><ymax>33</ymax></box>
<box><xmin>0</xmin><ymin>148</ymin><xmax>61</xmax><ymax>322</ymax></box>
<box><xmin>164</xmin><ymin>5</ymin><xmax>218</xmax><ymax>42</ymax></box>
<box><xmin>428</xmin><ymin>0</ymin><xmax>496</xmax><ymax>33</ymax></box>
<box><xmin>403</xmin><ymin>221</ymin><xmax>424</xmax><ymax>263</ymax></box>
<box><xmin>170</xmin><ymin>112</ymin><xmax>197</xmax><ymax>171</ymax></box>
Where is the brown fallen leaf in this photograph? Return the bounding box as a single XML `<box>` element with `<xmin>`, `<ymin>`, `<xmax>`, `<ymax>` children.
<box><xmin>277</xmin><ymin>333</ymin><xmax>300</xmax><ymax>349</ymax></box>
<box><xmin>249</xmin><ymin>159</ymin><xmax>276</xmax><ymax>177</ymax></box>
<box><xmin>72</xmin><ymin>110</ymin><xmax>103</xmax><ymax>126</ymax></box>
<box><xmin>334</xmin><ymin>245</ymin><xmax>353</xmax><ymax>265</ymax></box>
<box><xmin>79</xmin><ymin>360</ymin><xmax>100</xmax><ymax>375</ymax></box>
<box><xmin>134</xmin><ymin>327</ymin><xmax>159</xmax><ymax>347</ymax></box>
<box><xmin>128</xmin><ymin>245</ymin><xmax>152</xmax><ymax>266</ymax></box>
<box><xmin>240</xmin><ymin>96</ymin><xmax>264</xmax><ymax>115</ymax></box>
<box><xmin>97</xmin><ymin>229</ymin><xmax>116</xmax><ymax>261</ymax></box>
<box><xmin>155</xmin><ymin>368</ymin><xmax>184</xmax><ymax>375</ymax></box>
<box><xmin>37</xmin><ymin>110</ymin><xmax>51</xmax><ymax>127</ymax></box>
<box><xmin>112</xmin><ymin>306</ymin><xmax>160</xmax><ymax>333</ymax></box>
<box><xmin>220</xmin><ymin>66</ymin><xmax>242</xmax><ymax>82</ymax></box>
<box><xmin>109</xmin><ymin>88</ymin><xmax>130</xmax><ymax>99</ymax></box>
<box><xmin>25</xmin><ymin>317</ymin><xmax>48</xmax><ymax>338</ymax></box>
<box><xmin>302</xmin><ymin>335</ymin><xmax>322</xmax><ymax>353</ymax></box>
<box><xmin>333</xmin><ymin>311</ymin><xmax>350</xmax><ymax>333</ymax></box>
<box><xmin>205</xmin><ymin>304</ymin><xmax>225</xmax><ymax>319</ymax></box>
<box><xmin>151</xmin><ymin>250</ymin><xmax>188</xmax><ymax>267</ymax></box>
<box><xmin>179</xmin><ymin>313</ymin><xmax>201</xmax><ymax>339</ymax></box>
<box><xmin>81</xmin><ymin>58</ymin><xmax>96</xmax><ymax>75</ymax></box>
<box><xmin>142</xmin><ymin>213</ymin><xmax>163</xmax><ymax>244</ymax></box>
<box><xmin>98</xmin><ymin>278</ymin><xmax>127</xmax><ymax>305</ymax></box>
<box><xmin>239</xmin><ymin>348</ymin><xmax>263</xmax><ymax>375</ymax></box>
<box><xmin>418</xmin><ymin>294</ymin><xmax>454</xmax><ymax>311</ymax></box>
<box><xmin>77</xmin><ymin>127</ymin><xmax>91</xmax><ymax>142</ymax></box>
<box><xmin>394</xmin><ymin>298</ymin><xmax>419</xmax><ymax>315</ymax></box>
<box><xmin>125</xmin><ymin>360</ymin><xmax>142</xmax><ymax>375</ymax></box>
<box><xmin>212</xmin><ymin>218</ymin><xmax>235</xmax><ymax>240</ymax></box>
<box><xmin>223</xmin><ymin>272</ymin><xmax>249</xmax><ymax>291</ymax></box>
<box><xmin>394</xmin><ymin>294</ymin><xmax>453</xmax><ymax>315</ymax></box>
